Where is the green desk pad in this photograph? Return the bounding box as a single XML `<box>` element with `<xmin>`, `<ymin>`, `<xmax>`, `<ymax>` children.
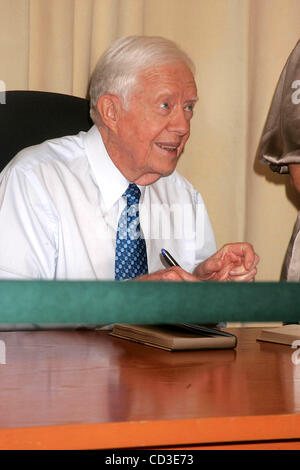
<box><xmin>0</xmin><ymin>280</ymin><xmax>299</xmax><ymax>324</ymax></box>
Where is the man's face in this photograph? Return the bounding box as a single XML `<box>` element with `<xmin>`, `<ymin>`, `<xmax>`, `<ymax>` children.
<box><xmin>113</xmin><ymin>62</ymin><xmax>198</xmax><ymax>186</ymax></box>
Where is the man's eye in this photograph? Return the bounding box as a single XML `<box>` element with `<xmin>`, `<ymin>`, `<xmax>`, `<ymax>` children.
<box><xmin>185</xmin><ymin>104</ymin><xmax>194</xmax><ymax>112</ymax></box>
<box><xmin>160</xmin><ymin>102</ymin><xmax>169</xmax><ymax>110</ymax></box>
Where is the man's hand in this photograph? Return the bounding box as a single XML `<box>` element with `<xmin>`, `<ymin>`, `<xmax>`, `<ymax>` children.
<box><xmin>137</xmin><ymin>266</ymin><xmax>200</xmax><ymax>282</ymax></box>
<box><xmin>193</xmin><ymin>243</ymin><xmax>259</xmax><ymax>282</ymax></box>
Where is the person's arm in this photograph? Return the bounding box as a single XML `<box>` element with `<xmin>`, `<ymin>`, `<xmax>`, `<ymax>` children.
<box><xmin>0</xmin><ymin>166</ymin><xmax>58</xmax><ymax>279</ymax></box>
<box><xmin>289</xmin><ymin>164</ymin><xmax>300</xmax><ymax>194</ymax></box>
<box><xmin>193</xmin><ymin>242</ymin><xmax>259</xmax><ymax>282</ymax></box>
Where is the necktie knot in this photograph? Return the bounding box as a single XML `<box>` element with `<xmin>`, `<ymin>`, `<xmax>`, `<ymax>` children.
<box><xmin>124</xmin><ymin>183</ymin><xmax>141</xmax><ymax>206</ymax></box>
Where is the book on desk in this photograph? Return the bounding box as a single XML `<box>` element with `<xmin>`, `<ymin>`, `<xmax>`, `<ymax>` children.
<box><xmin>110</xmin><ymin>323</ymin><xmax>237</xmax><ymax>351</ymax></box>
<box><xmin>257</xmin><ymin>324</ymin><xmax>300</xmax><ymax>346</ymax></box>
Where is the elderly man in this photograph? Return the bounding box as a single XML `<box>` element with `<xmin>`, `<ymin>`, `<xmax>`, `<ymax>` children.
<box><xmin>0</xmin><ymin>36</ymin><xmax>258</xmax><ymax>283</ymax></box>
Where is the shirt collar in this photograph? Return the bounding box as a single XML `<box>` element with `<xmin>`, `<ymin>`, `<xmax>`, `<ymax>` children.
<box><xmin>83</xmin><ymin>125</ymin><xmax>146</xmax><ymax>210</ymax></box>
<box><xmin>83</xmin><ymin>125</ymin><xmax>129</xmax><ymax>212</ymax></box>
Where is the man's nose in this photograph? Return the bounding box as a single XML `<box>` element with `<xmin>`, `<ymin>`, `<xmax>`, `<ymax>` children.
<box><xmin>168</xmin><ymin>108</ymin><xmax>190</xmax><ymax>135</ymax></box>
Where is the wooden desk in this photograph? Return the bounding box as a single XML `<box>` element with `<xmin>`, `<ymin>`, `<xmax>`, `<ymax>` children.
<box><xmin>0</xmin><ymin>327</ymin><xmax>299</xmax><ymax>450</ymax></box>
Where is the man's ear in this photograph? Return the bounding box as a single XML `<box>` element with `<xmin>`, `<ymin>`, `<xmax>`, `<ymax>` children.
<box><xmin>96</xmin><ymin>94</ymin><xmax>122</xmax><ymax>131</ymax></box>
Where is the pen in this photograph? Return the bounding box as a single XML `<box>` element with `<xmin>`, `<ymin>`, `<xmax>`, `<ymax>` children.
<box><xmin>161</xmin><ymin>248</ymin><xmax>180</xmax><ymax>267</ymax></box>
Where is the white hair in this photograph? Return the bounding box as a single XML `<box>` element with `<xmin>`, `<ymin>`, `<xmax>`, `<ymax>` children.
<box><xmin>89</xmin><ymin>36</ymin><xmax>195</xmax><ymax>125</ymax></box>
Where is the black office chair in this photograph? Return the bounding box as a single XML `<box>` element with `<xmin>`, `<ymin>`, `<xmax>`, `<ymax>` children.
<box><xmin>0</xmin><ymin>91</ymin><xmax>95</xmax><ymax>330</ymax></box>
<box><xmin>0</xmin><ymin>90</ymin><xmax>93</xmax><ymax>171</ymax></box>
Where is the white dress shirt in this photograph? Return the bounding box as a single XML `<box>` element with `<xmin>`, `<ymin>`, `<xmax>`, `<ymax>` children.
<box><xmin>0</xmin><ymin>125</ymin><xmax>216</xmax><ymax>280</ymax></box>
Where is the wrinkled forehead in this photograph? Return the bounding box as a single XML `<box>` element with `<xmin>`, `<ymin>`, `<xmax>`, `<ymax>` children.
<box><xmin>133</xmin><ymin>62</ymin><xmax>198</xmax><ymax>98</ymax></box>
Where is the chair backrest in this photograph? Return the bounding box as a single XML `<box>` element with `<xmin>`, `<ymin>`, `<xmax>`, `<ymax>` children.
<box><xmin>0</xmin><ymin>90</ymin><xmax>93</xmax><ymax>171</ymax></box>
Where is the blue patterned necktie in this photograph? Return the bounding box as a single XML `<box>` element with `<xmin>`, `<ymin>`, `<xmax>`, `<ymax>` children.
<box><xmin>115</xmin><ymin>183</ymin><xmax>148</xmax><ymax>280</ymax></box>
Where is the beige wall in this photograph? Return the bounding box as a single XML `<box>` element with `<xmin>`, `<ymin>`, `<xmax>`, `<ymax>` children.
<box><xmin>1</xmin><ymin>0</ymin><xmax>300</xmax><ymax>280</ymax></box>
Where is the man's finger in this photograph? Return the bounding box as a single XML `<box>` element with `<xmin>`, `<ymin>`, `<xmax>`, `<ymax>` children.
<box><xmin>201</xmin><ymin>257</ymin><xmax>224</xmax><ymax>275</ymax></box>
<box><xmin>229</xmin><ymin>267</ymin><xmax>257</xmax><ymax>282</ymax></box>
<box><xmin>223</xmin><ymin>244</ymin><xmax>259</xmax><ymax>272</ymax></box>
<box><xmin>239</xmin><ymin>244</ymin><xmax>259</xmax><ymax>269</ymax></box>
